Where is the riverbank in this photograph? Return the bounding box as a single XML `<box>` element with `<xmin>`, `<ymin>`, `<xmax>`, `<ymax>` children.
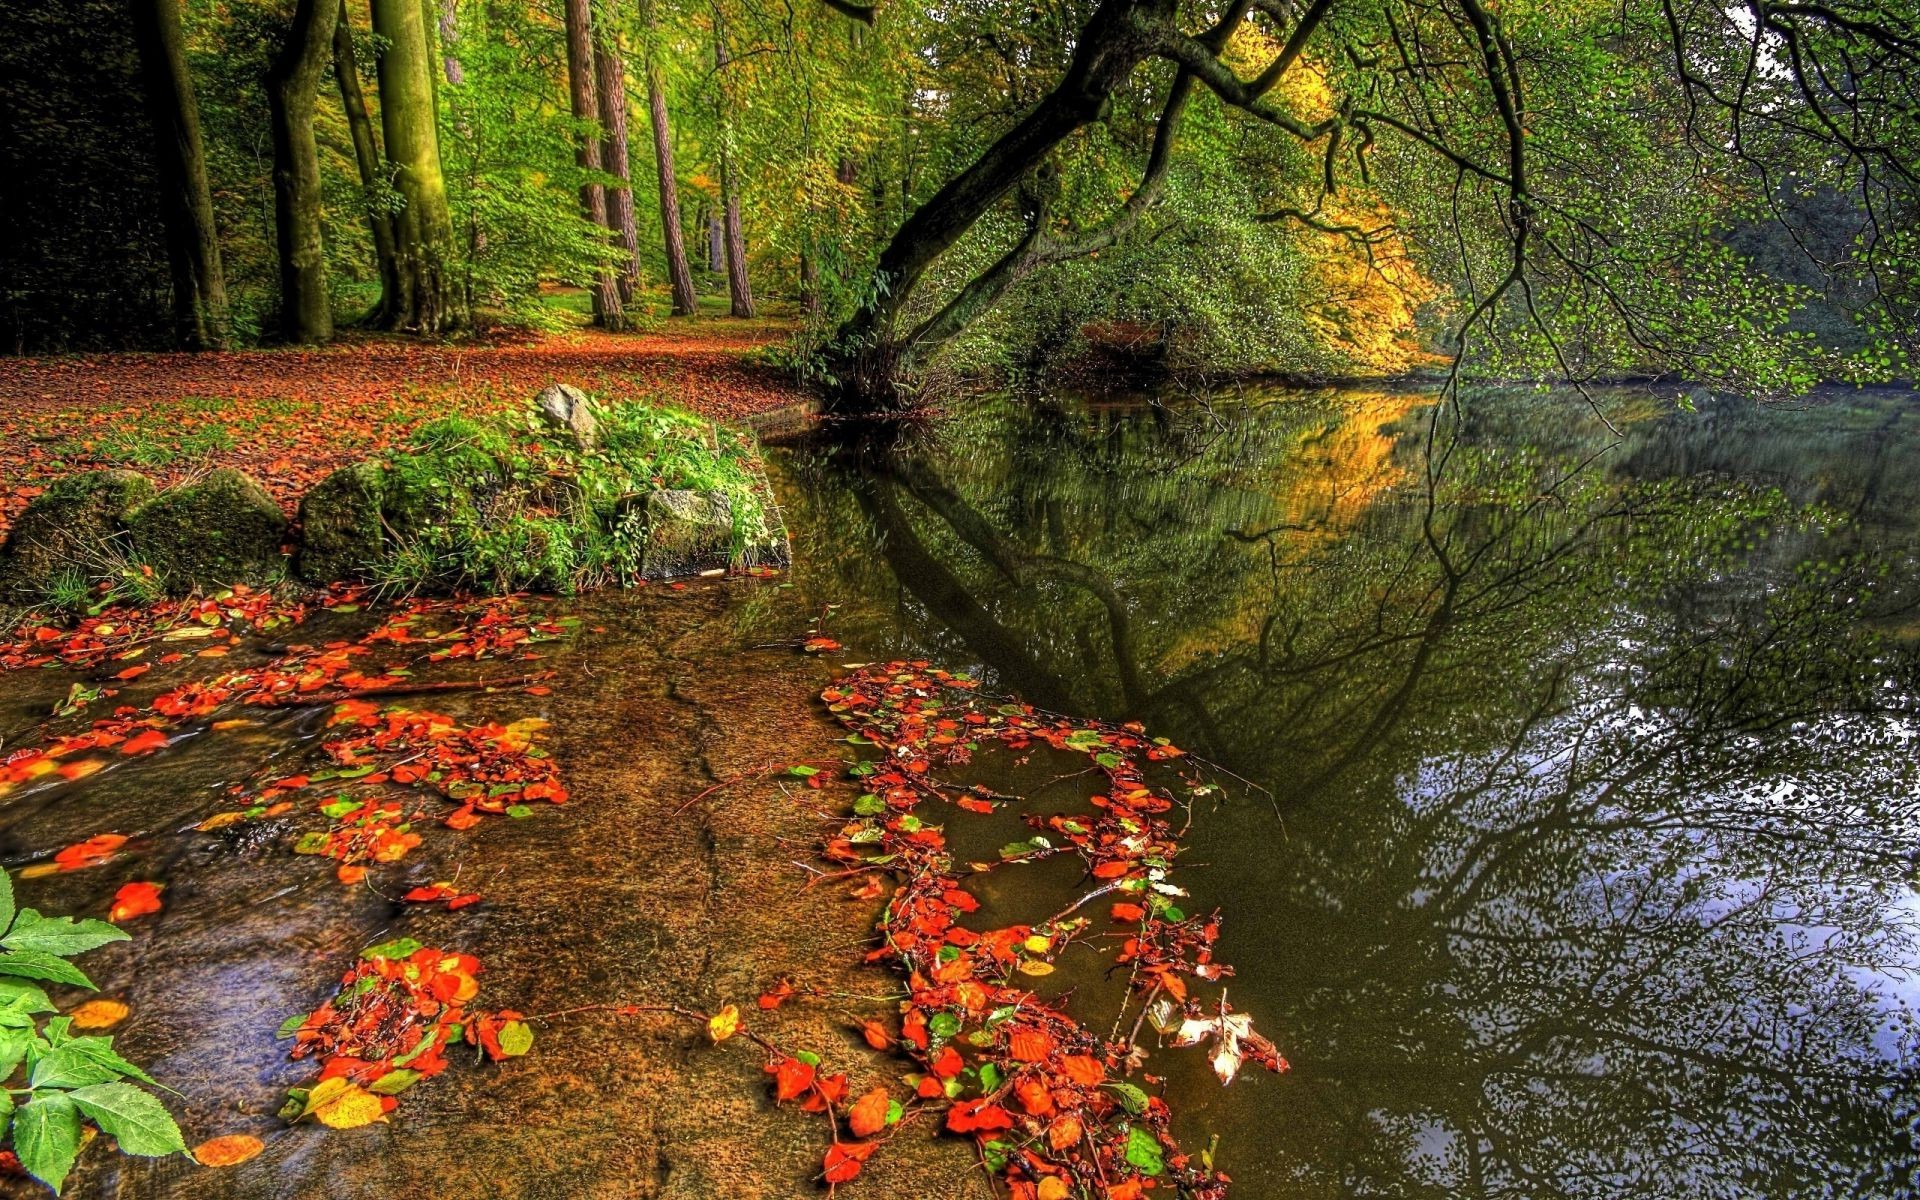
<box><xmin>0</xmin><ymin>319</ymin><xmax>806</xmax><ymax>539</ymax></box>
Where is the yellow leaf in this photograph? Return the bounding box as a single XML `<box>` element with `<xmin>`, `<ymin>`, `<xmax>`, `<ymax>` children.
<box><xmin>1017</xmin><ymin>960</ymin><xmax>1056</xmax><ymax>977</ymax></box>
<box><xmin>19</xmin><ymin>863</ymin><xmax>60</xmax><ymax>880</ymax></box>
<box><xmin>1022</xmin><ymin>934</ymin><xmax>1051</xmax><ymax>954</ymax></box>
<box><xmin>707</xmin><ymin>1003</ymin><xmax>740</xmax><ymax>1043</ymax></box>
<box><xmin>311</xmin><ymin>1082</ymin><xmax>386</xmax><ymax>1129</ymax></box>
<box><xmin>197</xmin><ymin>811</ymin><xmax>247</xmax><ymax>832</ymax></box>
<box><xmin>193</xmin><ymin>1134</ymin><xmax>265</xmax><ymax>1166</ymax></box>
<box><xmin>69</xmin><ymin>999</ymin><xmax>130</xmax><ymax>1030</ymax></box>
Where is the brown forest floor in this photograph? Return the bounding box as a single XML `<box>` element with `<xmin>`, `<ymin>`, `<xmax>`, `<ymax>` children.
<box><xmin>0</xmin><ymin>316</ymin><xmax>808</xmax><ymax>538</ymax></box>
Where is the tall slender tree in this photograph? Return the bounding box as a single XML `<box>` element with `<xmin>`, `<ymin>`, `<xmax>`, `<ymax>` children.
<box><xmin>595</xmin><ymin>26</ymin><xmax>642</xmax><ymax>304</ymax></box>
<box><xmin>641</xmin><ymin>0</ymin><xmax>697</xmax><ymax>316</ymax></box>
<box><xmin>369</xmin><ymin>0</ymin><xmax>460</xmax><ymax>332</ymax></box>
<box><xmin>711</xmin><ymin>10</ymin><xmax>753</xmax><ymax>317</ymax></box>
<box><xmin>128</xmin><ymin>0</ymin><xmax>228</xmax><ymax>349</ymax></box>
<box><xmin>331</xmin><ymin>0</ymin><xmax>399</xmax><ymax>321</ymax></box>
<box><xmin>267</xmin><ymin>0</ymin><xmax>337</xmax><ymax>344</ymax></box>
<box><xmin>563</xmin><ymin>0</ymin><xmax>623</xmax><ymax>327</ymax></box>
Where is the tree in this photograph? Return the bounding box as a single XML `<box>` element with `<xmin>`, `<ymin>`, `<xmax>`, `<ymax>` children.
<box><xmin>642</xmin><ymin>0</ymin><xmax>699</xmax><ymax>316</ymax></box>
<box><xmin>369</xmin><ymin>0</ymin><xmax>461</xmax><ymax>332</ymax></box>
<box><xmin>266</xmin><ymin>0</ymin><xmax>338</xmax><ymax>343</ymax></box>
<box><xmin>712</xmin><ymin>8</ymin><xmax>754</xmax><ymax>317</ymax></box>
<box><xmin>331</xmin><ymin>0</ymin><xmax>399</xmax><ymax>321</ymax></box>
<box><xmin>563</xmin><ymin>0</ymin><xmax>624</xmax><ymax>327</ymax></box>
<box><xmin>128</xmin><ymin>0</ymin><xmax>229</xmax><ymax>349</ymax></box>
<box><xmin>810</xmin><ymin>0</ymin><xmax>1920</xmax><ymax>414</ymax></box>
<box><xmin>596</xmin><ymin>26</ymin><xmax>643</xmax><ymax>304</ymax></box>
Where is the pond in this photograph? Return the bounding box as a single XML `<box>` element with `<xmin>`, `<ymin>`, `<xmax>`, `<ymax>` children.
<box><xmin>0</xmin><ymin>382</ymin><xmax>1914</xmax><ymax>1198</ymax></box>
<box><xmin>766</xmin><ymin>383</ymin><xmax>1920</xmax><ymax>1198</ymax></box>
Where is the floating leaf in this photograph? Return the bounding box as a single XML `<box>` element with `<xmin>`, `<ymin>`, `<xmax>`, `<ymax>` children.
<box><xmin>193</xmin><ymin>1134</ymin><xmax>265</xmax><ymax>1167</ymax></box>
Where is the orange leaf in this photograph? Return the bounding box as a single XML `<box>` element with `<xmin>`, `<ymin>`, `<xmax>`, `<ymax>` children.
<box><xmin>767</xmin><ymin>1056</ymin><xmax>815</xmax><ymax>1102</ymax></box>
<box><xmin>119</xmin><ymin>729</ymin><xmax>168</xmax><ymax>756</ymax></box>
<box><xmin>1047</xmin><ymin>1114</ymin><xmax>1083</xmax><ymax>1150</ymax></box>
<box><xmin>847</xmin><ymin>1087</ymin><xmax>890</xmax><ymax>1137</ymax></box>
<box><xmin>69</xmin><ymin>998</ymin><xmax>130</xmax><ymax>1030</ymax></box>
<box><xmin>193</xmin><ymin>1134</ymin><xmax>265</xmax><ymax>1167</ymax></box>
<box><xmin>107</xmin><ymin>880</ymin><xmax>164</xmax><ymax>922</ymax></box>
<box><xmin>1008</xmin><ymin>1028</ymin><xmax>1054</xmax><ymax>1063</ymax></box>
<box><xmin>822</xmin><ymin>1140</ymin><xmax>876</xmax><ymax>1184</ymax></box>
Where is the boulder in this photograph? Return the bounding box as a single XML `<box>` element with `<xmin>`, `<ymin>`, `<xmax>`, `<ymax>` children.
<box><xmin>127</xmin><ymin>469</ymin><xmax>289</xmax><ymax>591</ymax></box>
<box><xmin>296</xmin><ymin>461</ymin><xmax>388</xmax><ymax>583</ymax></box>
<box><xmin>534</xmin><ymin>384</ymin><xmax>598</xmax><ymax>450</ymax></box>
<box><xmin>630</xmin><ymin>489</ymin><xmax>736</xmax><ymax>579</ymax></box>
<box><xmin>0</xmin><ymin>470</ymin><xmax>156</xmax><ymax>601</ymax></box>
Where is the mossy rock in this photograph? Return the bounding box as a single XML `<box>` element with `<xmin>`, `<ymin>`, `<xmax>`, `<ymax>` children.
<box><xmin>296</xmin><ymin>462</ymin><xmax>388</xmax><ymax>583</ymax></box>
<box><xmin>0</xmin><ymin>469</ymin><xmax>156</xmax><ymax>602</ymax></box>
<box><xmin>127</xmin><ymin>469</ymin><xmax>289</xmax><ymax>592</ymax></box>
<box><xmin>632</xmin><ymin>489</ymin><xmax>736</xmax><ymax>579</ymax></box>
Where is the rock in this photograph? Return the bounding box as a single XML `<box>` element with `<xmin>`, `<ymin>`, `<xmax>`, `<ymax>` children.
<box><xmin>296</xmin><ymin>461</ymin><xmax>388</xmax><ymax>583</ymax></box>
<box><xmin>534</xmin><ymin>384</ymin><xmax>598</xmax><ymax>450</ymax></box>
<box><xmin>127</xmin><ymin>468</ymin><xmax>289</xmax><ymax>592</ymax></box>
<box><xmin>0</xmin><ymin>469</ymin><xmax>156</xmax><ymax>601</ymax></box>
<box><xmin>630</xmin><ymin>489</ymin><xmax>736</xmax><ymax>579</ymax></box>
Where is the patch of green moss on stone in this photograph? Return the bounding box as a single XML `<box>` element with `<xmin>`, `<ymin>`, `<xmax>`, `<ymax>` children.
<box><xmin>127</xmin><ymin>468</ymin><xmax>289</xmax><ymax>592</ymax></box>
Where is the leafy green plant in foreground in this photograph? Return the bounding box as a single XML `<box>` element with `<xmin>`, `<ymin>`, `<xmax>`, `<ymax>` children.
<box><xmin>0</xmin><ymin>869</ymin><xmax>184</xmax><ymax>1192</ymax></box>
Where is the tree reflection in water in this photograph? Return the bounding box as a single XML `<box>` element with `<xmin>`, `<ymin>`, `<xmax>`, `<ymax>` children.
<box><xmin>765</xmin><ymin>386</ymin><xmax>1920</xmax><ymax>1198</ymax></box>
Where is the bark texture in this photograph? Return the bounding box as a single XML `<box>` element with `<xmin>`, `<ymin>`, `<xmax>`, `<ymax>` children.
<box><xmin>645</xmin><ymin>59</ymin><xmax>699</xmax><ymax>316</ymax></box>
<box><xmin>267</xmin><ymin>0</ymin><xmax>337</xmax><ymax>344</ymax></box>
<box><xmin>564</xmin><ymin>0</ymin><xmax>623</xmax><ymax>327</ymax></box>
<box><xmin>713</xmin><ymin>22</ymin><xmax>754</xmax><ymax>318</ymax></box>
<box><xmin>332</xmin><ymin>0</ymin><xmax>400</xmax><ymax>321</ymax></box>
<box><xmin>370</xmin><ymin>0</ymin><xmax>461</xmax><ymax>332</ymax></box>
<box><xmin>128</xmin><ymin>0</ymin><xmax>228</xmax><ymax>349</ymax></box>
<box><xmin>595</xmin><ymin>33</ymin><xmax>642</xmax><ymax>305</ymax></box>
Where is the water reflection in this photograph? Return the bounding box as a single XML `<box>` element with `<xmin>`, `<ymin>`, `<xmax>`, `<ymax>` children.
<box><xmin>767</xmin><ymin>386</ymin><xmax>1920</xmax><ymax>1198</ymax></box>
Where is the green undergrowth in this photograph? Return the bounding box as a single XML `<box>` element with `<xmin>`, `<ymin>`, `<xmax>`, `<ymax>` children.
<box><xmin>372</xmin><ymin>398</ymin><xmax>777</xmax><ymax>594</ymax></box>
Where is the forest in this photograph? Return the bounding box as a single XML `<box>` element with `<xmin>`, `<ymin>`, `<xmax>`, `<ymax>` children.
<box><xmin>0</xmin><ymin>1</ymin><xmax>1917</xmax><ymax>1198</ymax></box>
<box><xmin>4</xmin><ymin>0</ymin><xmax>1916</xmax><ymax>406</ymax></box>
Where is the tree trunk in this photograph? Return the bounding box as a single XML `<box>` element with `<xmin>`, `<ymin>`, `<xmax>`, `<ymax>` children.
<box><xmin>437</xmin><ymin>0</ymin><xmax>463</xmax><ymax>85</ymax></box>
<box><xmin>129</xmin><ymin>0</ymin><xmax>228</xmax><ymax>349</ymax></box>
<box><xmin>370</xmin><ymin>0</ymin><xmax>461</xmax><ymax>332</ymax></box>
<box><xmin>826</xmin><ymin>0</ymin><xmax>1157</xmax><ymax>412</ymax></box>
<box><xmin>332</xmin><ymin>0</ymin><xmax>400</xmax><ymax>321</ymax></box>
<box><xmin>563</xmin><ymin>0</ymin><xmax>623</xmax><ymax>328</ymax></box>
<box><xmin>706</xmin><ymin>211</ymin><xmax>723</xmax><ymax>272</ymax></box>
<box><xmin>721</xmin><ymin>178</ymin><xmax>754</xmax><ymax>317</ymax></box>
<box><xmin>267</xmin><ymin>0</ymin><xmax>337</xmax><ymax>344</ymax></box>
<box><xmin>595</xmin><ymin>33</ymin><xmax>641</xmax><ymax>305</ymax></box>
<box><xmin>713</xmin><ymin>20</ymin><xmax>754</xmax><ymax>318</ymax></box>
<box><xmin>644</xmin><ymin>59</ymin><xmax>698</xmax><ymax>316</ymax></box>
<box><xmin>799</xmin><ymin>245</ymin><xmax>821</xmax><ymax>317</ymax></box>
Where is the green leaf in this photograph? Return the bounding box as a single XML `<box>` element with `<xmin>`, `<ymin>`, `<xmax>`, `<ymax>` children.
<box><xmin>1</xmin><ymin>911</ymin><xmax>130</xmax><ymax>958</ymax></box>
<box><xmin>496</xmin><ymin>1020</ymin><xmax>534</xmax><ymax>1058</ymax></box>
<box><xmin>29</xmin><ymin>1038</ymin><xmax>139</xmax><ymax>1090</ymax></box>
<box><xmin>0</xmin><ymin>1088</ymin><xmax>14</xmax><ymax>1143</ymax></box>
<box><xmin>1104</xmin><ymin>1081</ymin><xmax>1151</xmax><ymax>1115</ymax></box>
<box><xmin>851</xmin><ymin>793</ymin><xmax>885</xmax><ymax>816</ymax></box>
<box><xmin>786</xmin><ymin>764</ymin><xmax>819</xmax><ymax>777</ymax></box>
<box><xmin>0</xmin><ymin>1027</ymin><xmax>32</xmax><ymax>1081</ymax></box>
<box><xmin>0</xmin><ymin>981</ymin><xmax>55</xmax><ymax>1014</ymax></box>
<box><xmin>504</xmin><ymin>804</ymin><xmax>533</xmax><ymax>819</ymax></box>
<box><xmin>66</xmin><ymin>1082</ymin><xmax>184</xmax><ymax>1156</ymax></box>
<box><xmin>1124</xmin><ymin>1125</ymin><xmax>1165</xmax><ymax>1176</ymax></box>
<box><xmin>318</xmin><ymin>798</ymin><xmax>360</xmax><ymax>820</ymax></box>
<box><xmin>0</xmin><ymin>951</ymin><xmax>95</xmax><ymax>990</ymax></box>
<box><xmin>928</xmin><ymin>1012</ymin><xmax>961</xmax><ymax>1040</ymax></box>
<box><xmin>368</xmin><ymin>1068</ymin><xmax>422</xmax><ymax>1095</ymax></box>
<box><xmin>0</xmin><ymin>869</ymin><xmax>15</xmax><ymax>937</ymax></box>
<box><xmin>360</xmin><ymin>937</ymin><xmax>423</xmax><ymax>962</ymax></box>
<box><xmin>884</xmin><ymin>1099</ymin><xmax>903</xmax><ymax>1126</ymax></box>
<box><xmin>15</xmin><ymin>1093</ymin><xmax>81</xmax><ymax>1193</ymax></box>
<box><xmin>275</xmin><ymin>1012</ymin><xmax>309</xmax><ymax>1040</ymax></box>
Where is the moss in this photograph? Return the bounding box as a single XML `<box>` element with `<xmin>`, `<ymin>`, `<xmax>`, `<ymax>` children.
<box><xmin>0</xmin><ymin>469</ymin><xmax>156</xmax><ymax>602</ymax></box>
<box><xmin>127</xmin><ymin>468</ymin><xmax>289</xmax><ymax>592</ymax></box>
<box><xmin>296</xmin><ymin>461</ymin><xmax>388</xmax><ymax>583</ymax></box>
<box><xmin>364</xmin><ymin>393</ymin><xmax>784</xmax><ymax>593</ymax></box>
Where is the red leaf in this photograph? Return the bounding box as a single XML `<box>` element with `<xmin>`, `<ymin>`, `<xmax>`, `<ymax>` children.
<box><xmin>822</xmin><ymin>1140</ymin><xmax>876</xmax><ymax>1184</ymax></box>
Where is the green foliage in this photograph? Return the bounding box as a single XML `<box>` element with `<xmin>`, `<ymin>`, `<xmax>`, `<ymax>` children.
<box><xmin>375</xmin><ymin>395</ymin><xmax>776</xmax><ymax>593</ymax></box>
<box><xmin>0</xmin><ymin>870</ymin><xmax>184</xmax><ymax>1194</ymax></box>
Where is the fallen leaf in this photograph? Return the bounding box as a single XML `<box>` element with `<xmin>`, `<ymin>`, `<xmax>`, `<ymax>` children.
<box><xmin>108</xmin><ymin>880</ymin><xmax>164</xmax><ymax>922</ymax></box>
<box><xmin>69</xmin><ymin>999</ymin><xmax>130</xmax><ymax>1030</ymax></box>
<box><xmin>847</xmin><ymin>1087</ymin><xmax>890</xmax><ymax>1137</ymax></box>
<box><xmin>707</xmin><ymin>1004</ymin><xmax>740</xmax><ymax>1043</ymax></box>
<box><xmin>193</xmin><ymin>1134</ymin><xmax>265</xmax><ymax>1167</ymax></box>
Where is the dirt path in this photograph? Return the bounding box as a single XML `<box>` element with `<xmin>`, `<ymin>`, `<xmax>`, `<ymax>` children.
<box><xmin>0</xmin><ymin>320</ymin><xmax>809</xmax><ymax>537</ymax></box>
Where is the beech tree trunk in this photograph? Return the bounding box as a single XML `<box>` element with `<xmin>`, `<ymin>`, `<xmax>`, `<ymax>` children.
<box><xmin>563</xmin><ymin>0</ymin><xmax>623</xmax><ymax>327</ymax></box>
<box><xmin>332</xmin><ymin>0</ymin><xmax>400</xmax><ymax>321</ymax></box>
<box><xmin>370</xmin><ymin>0</ymin><xmax>462</xmax><ymax>332</ymax></box>
<box><xmin>267</xmin><ymin>0</ymin><xmax>337</xmax><ymax>344</ymax></box>
<box><xmin>645</xmin><ymin>60</ymin><xmax>698</xmax><ymax>316</ymax></box>
<box><xmin>129</xmin><ymin>0</ymin><xmax>228</xmax><ymax>349</ymax></box>
<box><xmin>827</xmin><ymin>0</ymin><xmax>1157</xmax><ymax>412</ymax></box>
<box><xmin>706</xmin><ymin>211</ymin><xmax>723</xmax><ymax>272</ymax></box>
<box><xmin>713</xmin><ymin>21</ymin><xmax>754</xmax><ymax>317</ymax></box>
<box><xmin>595</xmin><ymin>33</ymin><xmax>641</xmax><ymax>305</ymax></box>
